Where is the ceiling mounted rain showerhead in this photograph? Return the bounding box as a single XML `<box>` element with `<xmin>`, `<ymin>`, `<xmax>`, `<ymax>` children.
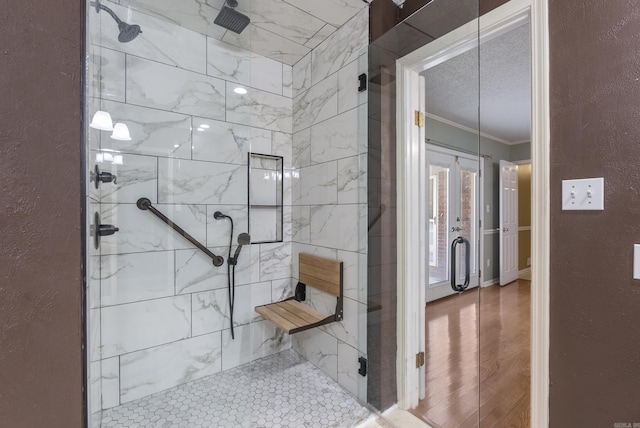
<box><xmin>214</xmin><ymin>0</ymin><xmax>250</xmax><ymax>34</ymax></box>
<box><xmin>91</xmin><ymin>0</ymin><xmax>143</xmax><ymax>43</ymax></box>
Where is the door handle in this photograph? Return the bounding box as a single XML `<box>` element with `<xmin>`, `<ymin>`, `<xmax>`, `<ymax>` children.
<box><xmin>502</xmin><ymin>227</ymin><xmax>509</xmax><ymax>232</ymax></box>
<box><xmin>450</xmin><ymin>236</ymin><xmax>470</xmax><ymax>292</ymax></box>
<box><xmin>451</xmin><ymin>226</ymin><xmax>466</xmax><ymax>232</ymax></box>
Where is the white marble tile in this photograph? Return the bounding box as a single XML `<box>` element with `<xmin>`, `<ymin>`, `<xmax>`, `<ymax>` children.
<box><xmin>358</xmin><ymin>103</ymin><xmax>368</xmax><ymax>156</ymax></box>
<box><xmin>338</xmin><ymin>250</ymin><xmax>367</xmax><ymax>304</ymax></box>
<box><xmin>251</xmin><ymin>244</ymin><xmax>261</xmax><ymax>284</ymax></box>
<box><xmin>90</xmin><ymin>309</ymin><xmax>101</xmax><ymax>362</ymax></box>
<box><xmin>99</xmin><ymin>100</ymin><xmax>192</xmax><ymax>159</ymax></box>
<box><xmin>311</xmin><ymin>8</ymin><xmax>369</xmax><ymax>84</ymax></box>
<box><xmin>158</xmin><ymin>158</ymin><xmax>247</xmax><ymax>205</ymax></box>
<box><xmin>191</xmin><ymin>288</ymin><xmax>230</xmax><ymax>336</ymax></box>
<box><xmin>224</xmin><ymin>24</ymin><xmax>310</xmax><ymax>66</ymax></box>
<box><xmin>284</xmin><ymin>0</ymin><xmax>366</xmax><ymax>27</ymax></box>
<box><xmin>337</xmin><ymin>156</ymin><xmax>362</xmax><ymax>204</ymax></box>
<box><xmin>338</xmin><ymin>59</ymin><xmax>359</xmax><ymax>114</ymax></box>
<box><xmin>251</xmin><ymin>281</ymin><xmax>274</xmax><ymax>318</ymax></box>
<box><xmin>283</xmin><ymin>65</ymin><xmax>293</xmax><ymax>98</ymax></box>
<box><xmin>293</xmin><ymin>328</ymin><xmax>338</xmax><ymax>381</ymax></box>
<box><xmin>259</xmin><ymin>242</ymin><xmax>292</xmax><ymax>281</ymax></box>
<box><xmin>89</xmin><ymin>256</ymin><xmax>101</xmax><ymax>309</ymax></box>
<box><xmin>97</xmin><ymin>153</ymin><xmax>157</xmax><ymax>205</ymax></box>
<box><xmin>251</xmin><ymin>89</ymin><xmax>293</xmax><ymax>134</ymax></box>
<box><xmin>121</xmin><ymin>0</ymin><xmax>227</xmax><ymax>40</ymax></box>
<box><xmin>272</xmin><ymin>278</ymin><xmax>294</xmax><ymax>302</ymax></box>
<box><xmin>251</xmin><ymin>320</ymin><xmax>291</xmax><ymax>359</ymax></box>
<box><xmin>226</xmin><ymin>82</ymin><xmax>252</xmax><ymax>127</ymax></box>
<box><xmin>300</xmin><ymin>162</ymin><xmax>338</xmax><ymax>205</ymax></box>
<box><xmin>175</xmin><ymin>249</ymin><xmax>228</xmax><ymax>295</ymax></box>
<box><xmin>251</xmin><ymin>128</ymin><xmax>272</xmax><ymax>154</ymax></box>
<box><xmin>251</xmin><ymin>54</ymin><xmax>283</xmax><ymax>95</ymax></box>
<box><xmin>221</xmin><ymin>324</ymin><xmax>252</xmax><ymax>371</ymax></box>
<box><xmin>292</xmin><ymin>129</ymin><xmax>311</xmax><ymax>169</ymax></box>
<box><xmin>120</xmin><ymin>333</ymin><xmax>222</xmax><ymax>403</ymax></box>
<box><xmin>100</xmin><ymin>252</ymin><xmax>174</xmax><ymax>306</ymax></box>
<box><xmin>192</xmin><ymin>118</ymin><xmax>250</xmax><ymax>165</ymax></box>
<box><xmin>273</xmin><ymin>132</ymin><xmax>292</xmax><ymax>169</ymax></box>
<box><xmin>293</xmin><ymin>73</ymin><xmax>338</xmax><ymax>133</ymax></box>
<box><xmin>283</xmin><ymin>205</ymin><xmax>293</xmax><ymax>242</ymax></box>
<box><xmin>250</xmin><ymin>168</ymin><xmax>279</xmax><ymax>206</ymax></box>
<box><xmin>250</xmin><ymin>0</ymin><xmax>325</xmax><ymax>47</ymax></box>
<box><xmin>359</xmin><ymin>203</ymin><xmax>368</xmax><ymax>254</ymax></box>
<box><xmin>100</xmin><ymin>203</ymin><xmax>208</xmax><ymax>255</ymax></box>
<box><xmin>305</xmin><ymin>24</ymin><xmax>337</xmax><ymax>49</ymax></box>
<box><xmin>292</xmin><ymin>206</ymin><xmax>311</xmax><ymax>244</ymax></box>
<box><xmin>337</xmin><ymin>342</ymin><xmax>360</xmax><ymax>398</ymax></box>
<box><xmin>292</xmin><ymin>53</ymin><xmax>312</xmax><ymax>99</ymax></box>
<box><xmin>309</xmin><ymin>205</ymin><xmax>360</xmax><ymax>252</ymax></box>
<box><xmin>126</xmin><ymin>56</ymin><xmax>225</xmax><ymax>120</ymax></box>
<box><xmin>207</xmin><ymin>38</ymin><xmax>251</xmax><ymax>85</ymax></box>
<box><xmin>101</xmin><ymin>357</ymin><xmax>120</xmax><ymax>409</ymax></box>
<box><xmin>310</xmin><ymin>108</ymin><xmax>359</xmax><ymax>164</ymax></box>
<box><xmin>101</xmin><ymin>296</ymin><xmax>191</xmax><ymax>358</ymax></box>
<box><xmin>206</xmin><ymin>205</ymin><xmax>249</xmax><ymax>248</ymax></box>
<box><xmin>250</xmin><ymin>209</ymin><xmax>278</xmax><ymax>243</ymax></box>
<box><xmin>324</xmin><ymin>297</ymin><xmax>363</xmax><ymax>350</ymax></box>
<box><xmin>91</xmin><ymin>47</ymin><xmax>125</xmax><ymax>102</ymax></box>
<box><xmin>90</xmin><ymin>361</ymin><xmax>101</xmax><ymax>413</ymax></box>
<box><xmin>95</xmin><ymin>2</ymin><xmax>207</xmax><ymax>73</ymax></box>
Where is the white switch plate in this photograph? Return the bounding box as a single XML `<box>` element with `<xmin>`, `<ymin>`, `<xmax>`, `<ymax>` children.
<box><xmin>634</xmin><ymin>244</ymin><xmax>640</xmax><ymax>279</ymax></box>
<box><xmin>561</xmin><ymin>177</ymin><xmax>604</xmax><ymax>210</ymax></box>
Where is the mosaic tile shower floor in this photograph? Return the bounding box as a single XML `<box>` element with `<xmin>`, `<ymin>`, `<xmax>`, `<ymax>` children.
<box><xmin>99</xmin><ymin>349</ymin><xmax>370</xmax><ymax>428</ymax></box>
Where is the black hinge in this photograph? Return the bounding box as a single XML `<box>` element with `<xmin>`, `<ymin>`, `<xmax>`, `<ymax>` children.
<box><xmin>358</xmin><ymin>357</ymin><xmax>368</xmax><ymax>376</ymax></box>
<box><xmin>358</xmin><ymin>73</ymin><xmax>367</xmax><ymax>92</ymax></box>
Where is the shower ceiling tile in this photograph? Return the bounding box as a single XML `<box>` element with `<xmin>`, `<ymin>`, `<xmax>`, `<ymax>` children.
<box><xmin>304</xmin><ymin>24</ymin><xmax>338</xmax><ymax>49</ymax></box>
<box><xmin>250</xmin><ymin>0</ymin><xmax>325</xmax><ymax>47</ymax></box>
<box><xmin>283</xmin><ymin>0</ymin><xmax>368</xmax><ymax>28</ymax></box>
<box><xmin>223</xmin><ymin>24</ymin><xmax>310</xmax><ymax>66</ymax></box>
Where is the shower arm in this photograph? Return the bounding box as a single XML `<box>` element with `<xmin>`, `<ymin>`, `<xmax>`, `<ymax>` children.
<box><xmin>136</xmin><ymin>198</ymin><xmax>224</xmax><ymax>267</ymax></box>
<box><xmin>91</xmin><ymin>1</ymin><xmax>123</xmax><ymax>25</ymax></box>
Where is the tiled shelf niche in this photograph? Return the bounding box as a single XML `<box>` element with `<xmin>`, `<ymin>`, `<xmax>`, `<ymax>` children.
<box><xmin>249</xmin><ymin>153</ymin><xmax>284</xmax><ymax>243</ymax></box>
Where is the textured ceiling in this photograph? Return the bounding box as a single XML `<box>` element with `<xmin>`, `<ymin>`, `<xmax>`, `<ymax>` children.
<box><xmin>118</xmin><ymin>0</ymin><xmax>371</xmax><ymax>66</ymax></box>
<box><xmin>421</xmin><ymin>22</ymin><xmax>531</xmax><ymax>144</ymax></box>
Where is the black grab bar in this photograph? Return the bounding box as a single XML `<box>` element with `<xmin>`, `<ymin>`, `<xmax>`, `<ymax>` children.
<box><xmin>136</xmin><ymin>198</ymin><xmax>224</xmax><ymax>267</ymax></box>
<box><xmin>450</xmin><ymin>236</ymin><xmax>470</xmax><ymax>292</ymax></box>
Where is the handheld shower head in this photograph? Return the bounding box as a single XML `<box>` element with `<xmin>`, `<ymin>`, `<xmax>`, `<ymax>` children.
<box><xmin>230</xmin><ymin>233</ymin><xmax>251</xmax><ymax>265</ymax></box>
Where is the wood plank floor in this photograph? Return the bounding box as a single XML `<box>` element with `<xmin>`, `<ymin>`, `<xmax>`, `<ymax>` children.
<box><xmin>410</xmin><ymin>280</ymin><xmax>531</xmax><ymax>428</ymax></box>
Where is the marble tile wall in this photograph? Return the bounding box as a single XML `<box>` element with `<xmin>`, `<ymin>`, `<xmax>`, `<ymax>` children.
<box><xmin>290</xmin><ymin>8</ymin><xmax>369</xmax><ymax>403</ymax></box>
<box><xmin>89</xmin><ymin>1</ymin><xmax>295</xmax><ymax>410</ymax></box>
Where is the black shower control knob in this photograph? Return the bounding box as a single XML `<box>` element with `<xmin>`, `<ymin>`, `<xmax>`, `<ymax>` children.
<box><xmin>98</xmin><ymin>224</ymin><xmax>120</xmax><ymax>237</ymax></box>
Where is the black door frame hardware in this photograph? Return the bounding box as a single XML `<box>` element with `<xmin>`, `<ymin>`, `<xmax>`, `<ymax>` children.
<box><xmin>136</xmin><ymin>198</ymin><xmax>224</xmax><ymax>266</ymax></box>
<box><xmin>90</xmin><ymin>165</ymin><xmax>117</xmax><ymax>189</ymax></box>
<box><xmin>92</xmin><ymin>212</ymin><xmax>120</xmax><ymax>249</ymax></box>
<box><xmin>450</xmin><ymin>236</ymin><xmax>470</xmax><ymax>292</ymax></box>
<box><xmin>358</xmin><ymin>356</ymin><xmax>368</xmax><ymax>377</ymax></box>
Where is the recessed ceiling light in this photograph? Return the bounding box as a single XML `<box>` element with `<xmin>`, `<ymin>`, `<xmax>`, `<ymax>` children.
<box><xmin>234</xmin><ymin>87</ymin><xmax>248</xmax><ymax>95</ymax></box>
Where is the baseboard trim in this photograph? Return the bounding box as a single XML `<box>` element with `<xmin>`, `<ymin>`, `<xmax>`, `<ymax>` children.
<box><xmin>483</xmin><ymin>278</ymin><xmax>499</xmax><ymax>287</ymax></box>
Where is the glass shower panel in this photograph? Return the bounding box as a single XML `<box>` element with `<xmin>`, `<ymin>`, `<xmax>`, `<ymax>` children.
<box><xmin>85</xmin><ymin>0</ymin><xmax>255</xmax><ymax>425</ymax></box>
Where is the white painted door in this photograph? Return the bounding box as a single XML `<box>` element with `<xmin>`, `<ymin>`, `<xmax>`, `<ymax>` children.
<box><xmin>426</xmin><ymin>147</ymin><xmax>480</xmax><ymax>302</ymax></box>
<box><xmin>499</xmin><ymin>160</ymin><xmax>519</xmax><ymax>285</ymax></box>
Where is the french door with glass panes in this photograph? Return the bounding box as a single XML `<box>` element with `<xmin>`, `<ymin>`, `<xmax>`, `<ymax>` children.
<box><xmin>426</xmin><ymin>146</ymin><xmax>480</xmax><ymax>303</ymax></box>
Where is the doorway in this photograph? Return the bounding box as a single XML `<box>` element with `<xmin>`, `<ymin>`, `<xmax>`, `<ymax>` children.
<box><xmin>426</xmin><ymin>146</ymin><xmax>482</xmax><ymax>303</ymax></box>
<box><xmin>393</xmin><ymin>0</ymin><xmax>549</xmax><ymax>426</ymax></box>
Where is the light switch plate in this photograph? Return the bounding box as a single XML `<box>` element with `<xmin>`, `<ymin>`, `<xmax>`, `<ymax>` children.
<box><xmin>634</xmin><ymin>244</ymin><xmax>640</xmax><ymax>280</ymax></box>
<box><xmin>562</xmin><ymin>177</ymin><xmax>604</xmax><ymax>210</ymax></box>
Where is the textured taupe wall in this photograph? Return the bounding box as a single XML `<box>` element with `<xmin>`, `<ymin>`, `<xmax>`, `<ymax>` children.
<box><xmin>0</xmin><ymin>1</ymin><xmax>85</xmax><ymax>427</ymax></box>
<box><xmin>549</xmin><ymin>1</ymin><xmax>640</xmax><ymax>426</ymax></box>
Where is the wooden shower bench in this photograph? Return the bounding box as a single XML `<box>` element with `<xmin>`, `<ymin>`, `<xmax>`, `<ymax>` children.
<box><xmin>255</xmin><ymin>253</ymin><xmax>343</xmax><ymax>334</ymax></box>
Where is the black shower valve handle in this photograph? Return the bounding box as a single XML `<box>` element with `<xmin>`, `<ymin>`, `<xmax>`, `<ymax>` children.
<box><xmin>91</xmin><ymin>165</ymin><xmax>117</xmax><ymax>189</ymax></box>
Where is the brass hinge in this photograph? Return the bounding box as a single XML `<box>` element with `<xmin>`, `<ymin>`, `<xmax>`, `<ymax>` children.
<box><xmin>414</xmin><ymin>111</ymin><xmax>424</xmax><ymax>127</ymax></box>
<box><xmin>416</xmin><ymin>351</ymin><xmax>425</xmax><ymax>368</ymax></box>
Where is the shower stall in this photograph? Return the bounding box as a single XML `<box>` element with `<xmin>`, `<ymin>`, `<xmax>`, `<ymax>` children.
<box><xmin>84</xmin><ymin>0</ymin><xmax>370</xmax><ymax>426</ymax></box>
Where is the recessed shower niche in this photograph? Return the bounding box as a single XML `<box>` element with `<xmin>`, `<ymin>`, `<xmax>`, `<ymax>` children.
<box><xmin>248</xmin><ymin>152</ymin><xmax>283</xmax><ymax>244</ymax></box>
